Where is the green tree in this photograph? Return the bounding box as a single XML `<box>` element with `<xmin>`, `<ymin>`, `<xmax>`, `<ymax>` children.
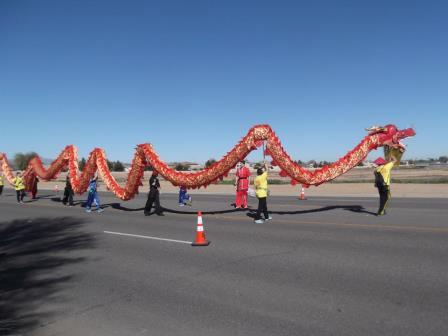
<box><xmin>253</xmin><ymin>161</ymin><xmax>263</xmax><ymax>170</ymax></box>
<box><xmin>205</xmin><ymin>158</ymin><xmax>217</xmax><ymax>168</ymax></box>
<box><xmin>306</xmin><ymin>160</ymin><xmax>317</xmax><ymax>168</ymax></box>
<box><xmin>113</xmin><ymin>161</ymin><xmax>125</xmax><ymax>172</ymax></box>
<box><xmin>175</xmin><ymin>163</ymin><xmax>189</xmax><ymax>171</ymax></box>
<box><xmin>439</xmin><ymin>156</ymin><xmax>448</xmax><ymax>163</ymax></box>
<box><xmin>13</xmin><ymin>152</ymin><xmax>38</xmax><ymax>170</ymax></box>
<box><xmin>79</xmin><ymin>157</ymin><xmax>86</xmax><ymax>171</ymax></box>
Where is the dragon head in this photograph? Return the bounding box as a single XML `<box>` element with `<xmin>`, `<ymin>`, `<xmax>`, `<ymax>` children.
<box><xmin>366</xmin><ymin>124</ymin><xmax>415</xmax><ymax>151</ymax></box>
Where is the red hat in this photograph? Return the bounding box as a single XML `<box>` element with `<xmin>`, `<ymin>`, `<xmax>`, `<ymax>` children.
<box><xmin>374</xmin><ymin>157</ymin><xmax>388</xmax><ymax>166</ymax></box>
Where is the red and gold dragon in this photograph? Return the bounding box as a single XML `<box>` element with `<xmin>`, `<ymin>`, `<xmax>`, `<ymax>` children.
<box><xmin>0</xmin><ymin>124</ymin><xmax>415</xmax><ymax>200</ymax></box>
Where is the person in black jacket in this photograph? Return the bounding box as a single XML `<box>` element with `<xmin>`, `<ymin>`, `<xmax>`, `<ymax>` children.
<box><xmin>144</xmin><ymin>171</ymin><xmax>164</xmax><ymax>216</ymax></box>
<box><xmin>62</xmin><ymin>175</ymin><xmax>74</xmax><ymax>206</ymax></box>
<box><xmin>0</xmin><ymin>174</ymin><xmax>4</xmax><ymax>195</ymax></box>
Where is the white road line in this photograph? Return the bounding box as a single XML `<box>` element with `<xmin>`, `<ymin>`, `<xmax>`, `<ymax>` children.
<box><xmin>104</xmin><ymin>231</ymin><xmax>191</xmax><ymax>244</ymax></box>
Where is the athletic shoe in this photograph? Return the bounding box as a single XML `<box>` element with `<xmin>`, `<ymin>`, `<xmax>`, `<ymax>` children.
<box><xmin>179</xmin><ymin>203</ymin><xmax>185</xmax><ymax>207</ymax></box>
<box><xmin>85</xmin><ymin>209</ymin><xmax>92</xmax><ymax>213</ymax></box>
<box><xmin>254</xmin><ymin>219</ymin><xmax>265</xmax><ymax>224</ymax></box>
<box><xmin>264</xmin><ymin>216</ymin><xmax>272</xmax><ymax>220</ymax></box>
<box><xmin>97</xmin><ymin>208</ymin><xmax>104</xmax><ymax>213</ymax></box>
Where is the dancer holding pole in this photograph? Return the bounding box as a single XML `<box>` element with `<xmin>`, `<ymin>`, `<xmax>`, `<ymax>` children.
<box><xmin>254</xmin><ymin>141</ymin><xmax>271</xmax><ymax>223</ymax></box>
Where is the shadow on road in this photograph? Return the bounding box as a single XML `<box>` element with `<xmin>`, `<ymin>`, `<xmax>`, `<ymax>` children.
<box><xmin>246</xmin><ymin>205</ymin><xmax>376</xmax><ymax>217</ymax></box>
<box><xmin>79</xmin><ymin>202</ymin><xmax>376</xmax><ymax>217</ymax></box>
<box><xmin>42</xmin><ymin>196</ymin><xmax>376</xmax><ymax>217</ymax></box>
<box><xmin>163</xmin><ymin>207</ymin><xmax>250</xmax><ymax>215</ymax></box>
<box><xmin>50</xmin><ymin>197</ymin><xmax>85</xmax><ymax>206</ymax></box>
<box><xmin>343</xmin><ymin>206</ymin><xmax>377</xmax><ymax>216</ymax></box>
<box><xmin>102</xmin><ymin>202</ymin><xmax>250</xmax><ymax>215</ymax></box>
<box><xmin>107</xmin><ymin>202</ymin><xmax>145</xmax><ymax>212</ymax></box>
<box><xmin>0</xmin><ymin>217</ymin><xmax>96</xmax><ymax>335</ymax></box>
<box><xmin>35</xmin><ymin>194</ymin><xmax>56</xmax><ymax>200</ymax></box>
<box><xmin>20</xmin><ymin>194</ymin><xmax>54</xmax><ymax>203</ymax></box>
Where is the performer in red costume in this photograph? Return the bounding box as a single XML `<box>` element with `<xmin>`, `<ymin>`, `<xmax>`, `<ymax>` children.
<box><xmin>234</xmin><ymin>160</ymin><xmax>251</xmax><ymax>208</ymax></box>
<box><xmin>29</xmin><ymin>175</ymin><xmax>39</xmax><ymax>199</ymax></box>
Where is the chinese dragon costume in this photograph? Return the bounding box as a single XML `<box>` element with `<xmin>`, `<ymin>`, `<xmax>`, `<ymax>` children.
<box><xmin>0</xmin><ymin>124</ymin><xmax>415</xmax><ymax>201</ymax></box>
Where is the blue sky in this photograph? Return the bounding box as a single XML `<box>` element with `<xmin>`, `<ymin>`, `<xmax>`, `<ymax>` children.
<box><xmin>0</xmin><ymin>0</ymin><xmax>446</xmax><ymax>163</ymax></box>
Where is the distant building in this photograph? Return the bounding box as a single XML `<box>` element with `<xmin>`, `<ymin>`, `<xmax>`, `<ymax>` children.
<box><xmin>189</xmin><ymin>164</ymin><xmax>204</xmax><ymax>171</ymax></box>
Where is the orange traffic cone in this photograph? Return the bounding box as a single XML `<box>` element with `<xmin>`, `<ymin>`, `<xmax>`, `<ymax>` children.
<box><xmin>192</xmin><ymin>211</ymin><xmax>210</xmax><ymax>246</ymax></box>
<box><xmin>298</xmin><ymin>186</ymin><xmax>306</xmax><ymax>200</ymax></box>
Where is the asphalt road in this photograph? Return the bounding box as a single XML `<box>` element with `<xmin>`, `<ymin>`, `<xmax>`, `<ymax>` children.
<box><xmin>1</xmin><ymin>189</ymin><xmax>447</xmax><ymax>336</ymax></box>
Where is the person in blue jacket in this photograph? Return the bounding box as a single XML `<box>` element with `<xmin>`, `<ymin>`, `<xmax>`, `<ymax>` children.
<box><xmin>178</xmin><ymin>186</ymin><xmax>192</xmax><ymax>206</ymax></box>
<box><xmin>85</xmin><ymin>176</ymin><xmax>103</xmax><ymax>213</ymax></box>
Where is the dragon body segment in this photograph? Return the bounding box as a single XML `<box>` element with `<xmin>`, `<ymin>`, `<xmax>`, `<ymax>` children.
<box><xmin>0</xmin><ymin>124</ymin><xmax>415</xmax><ymax>200</ymax></box>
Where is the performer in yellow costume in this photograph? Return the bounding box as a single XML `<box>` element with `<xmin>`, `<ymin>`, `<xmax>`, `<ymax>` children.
<box><xmin>373</xmin><ymin>155</ymin><xmax>397</xmax><ymax>216</ymax></box>
<box><xmin>12</xmin><ymin>172</ymin><xmax>26</xmax><ymax>203</ymax></box>
<box><xmin>254</xmin><ymin>162</ymin><xmax>271</xmax><ymax>223</ymax></box>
